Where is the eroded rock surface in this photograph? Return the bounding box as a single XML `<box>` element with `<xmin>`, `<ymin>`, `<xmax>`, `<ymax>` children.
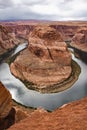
<box><xmin>71</xmin><ymin>29</ymin><xmax>87</xmax><ymax>52</ymax></box>
<box><xmin>8</xmin><ymin>97</ymin><xmax>87</xmax><ymax>130</ymax></box>
<box><xmin>0</xmin><ymin>82</ymin><xmax>15</xmax><ymax>130</ymax></box>
<box><xmin>0</xmin><ymin>82</ymin><xmax>12</xmax><ymax>119</ymax></box>
<box><xmin>10</xmin><ymin>26</ymin><xmax>72</xmax><ymax>92</ymax></box>
<box><xmin>0</xmin><ymin>82</ymin><xmax>34</xmax><ymax>130</ymax></box>
<box><xmin>0</xmin><ymin>25</ymin><xmax>19</xmax><ymax>57</ymax></box>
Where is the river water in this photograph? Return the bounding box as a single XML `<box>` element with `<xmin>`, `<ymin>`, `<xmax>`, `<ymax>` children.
<box><xmin>0</xmin><ymin>44</ymin><xmax>87</xmax><ymax>111</ymax></box>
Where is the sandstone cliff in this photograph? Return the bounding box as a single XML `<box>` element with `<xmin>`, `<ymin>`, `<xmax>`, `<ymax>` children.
<box><xmin>0</xmin><ymin>82</ymin><xmax>12</xmax><ymax>119</ymax></box>
<box><xmin>0</xmin><ymin>82</ymin><xmax>14</xmax><ymax>130</ymax></box>
<box><xmin>8</xmin><ymin>97</ymin><xmax>87</xmax><ymax>130</ymax></box>
<box><xmin>1</xmin><ymin>21</ymin><xmax>87</xmax><ymax>43</ymax></box>
<box><xmin>0</xmin><ymin>22</ymin><xmax>34</xmax><ymax>41</ymax></box>
<box><xmin>0</xmin><ymin>82</ymin><xmax>35</xmax><ymax>130</ymax></box>
<box><xmin>0</xmin><ymin>25</ymin><xmax>19</xmax><ymax>57</ymax></box>
<box><xmin>10</xmin><ymin>25</ymin><xmax>73</xmax><ymax>93</ymax></box>
<box><xmin>71</xmin><ymin>28</ymin><xmax>87</xmax><ymax>52</ymax></box>
<box><xmin>51</xmin><ymin>24</ymin><xmax>79</xmax><ymax>41</ymax></box>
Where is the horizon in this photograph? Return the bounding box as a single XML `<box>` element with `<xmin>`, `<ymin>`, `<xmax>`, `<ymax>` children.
<box><xmin>0</xmin><ymin>19</ymin><xmax>87</xmax><ymax>22</ymax></box>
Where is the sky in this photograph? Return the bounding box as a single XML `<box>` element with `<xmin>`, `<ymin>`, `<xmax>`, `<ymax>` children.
<box><xmin>0</xmin><ymin>0</ymin><xmax>87</xmax><ymax>21</ymax></box>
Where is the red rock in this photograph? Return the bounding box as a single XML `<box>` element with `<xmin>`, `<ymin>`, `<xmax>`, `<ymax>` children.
<box><xmin>0</xmin><ymin>82</ymin><xmax>12</xmax><ymax>119</ymax></box>
<box><xmin>0</xmin><ymin>82</ymin><xmax>15</xmax><ymax>130</ymax></box>
<box><xmin>0</xmin><ymin>82</ymin><xmax>33</xmax><ymax>130</ymax></box>
<box><xmin>8</xmin><ymin>97</ymin><xmax>87</xmax><ymax>130</ymax></box>
<box><xmin>71</xmin><ymin>29</ymin><xmax>87</xmax><ymax>52</ymax></box>
<box><xmin>10</xmin><ymin>26</ymin><xmax>72</xmax><ymax>93</ymax></box>
<box><xmin>0</xmin><ymin>25</ymin><xmax>19</xmax><ymax>56</ymax></box>
<box><xmin>0</xmin><ymin>108</ymin><xmax>16</xmax><ymax>130</ymax></box>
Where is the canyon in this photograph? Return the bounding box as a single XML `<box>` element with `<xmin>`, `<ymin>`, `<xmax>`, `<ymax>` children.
<box><xmin>71</xmin><ymin>28</ymin><xmax>87</xmax><ymax>51</ymax></box>
<box><xmin>10</xmin><ymin>25</ymin><xmax>75</xmax><ymax>93</ymax></box>
<box><xmin>0</xmin><ymin>81</ymin><xmax>87</xmax><ymax>130</ymax></box>
<box><xmin>0</xmin><ymin>20</ymin><xmax>87</xmax><ymax>129</ymax></box>
<box><xmin>70</xmin><ymin>28</ymin><xmax>87</xmax><ymax>63</ymax></box>
<box><xmin>0</xmin><ymin>21</ymin><xmax>87</xmax><ymax>56</ymax></box>
<box><xmin>0</xmin><ymin>25</ymin><xmax>19</xmax><ymax>55</ymax></box>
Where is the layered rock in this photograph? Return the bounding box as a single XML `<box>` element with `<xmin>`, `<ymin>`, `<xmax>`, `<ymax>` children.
<box><xmin>10</xmin><ymin>26</ymin><xmax>74</xmax><ymax>93</ymax></box>
<box><xmin>0</xmin><ymin>82</ymin><xmax>12</xmax><ymax>119</ymax></box>
<box><xmin>0</xmin><ymin>25</ymin><xmax>19</xmax><ymax>57</ymax></box>
<box><xmin>70</xmin><ymin>29</ymin><xmax>87</xmax><ymax>63</ymax></box>
<box><xmin>1</xmin><ymin>21</ymin><xmax>87</xmax><ymax>43</ymax></box>
<box><xmin>51</xmin><ymin>24</ymin><xmax>79</xmax><ymax>41</ymax></box>
<box><xmin>0</xmin><ymin>82</ymin><xmax>15</xmax><ymax>130</ymax></box>
<box><xmin>0</xmin><ymin>82</ymin><xmax>34</xmax><ymax>130</ymax></box>
<box><xmin>0</xmin><ymin>22</ymin><xmax>34</xmax><ymax>41</ymax></box>
<box><xmin>71</xmin><ymin>29</ymin><xmax>87</xmax><ymax>52</ymax></box>
<box><xmin>8</xmin><ymin>97</ymin><xmax>87</xmax><ymax>130</ymax></box>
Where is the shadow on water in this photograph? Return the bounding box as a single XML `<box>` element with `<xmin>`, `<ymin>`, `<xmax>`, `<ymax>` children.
<box><xmin>0</xmin><ymin>44</ymin><xmax>87</xmax><ymax>111</ymax></box>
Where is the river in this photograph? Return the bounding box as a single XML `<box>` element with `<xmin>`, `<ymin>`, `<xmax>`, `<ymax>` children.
<box><xmin>0</xmin><ymin>44</ymin><xmax>87</xmax><ymax>111</ymax></box>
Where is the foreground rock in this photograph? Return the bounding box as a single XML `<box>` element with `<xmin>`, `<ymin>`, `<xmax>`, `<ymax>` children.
<box><xmin>0</xmin><ymin>82</ymin><xmax>14</xmax><ymax>130</ymax></box>
<box><xmin>0</xmin><ymin>82</ymin><xmax>12</xmax><ymax>119</ymax></box>
<box><xmin>10</xmin><ymin>26</ymin><xmax>75</xmax><ymax>93</ymax></box>
<box><xmin>8</xmin><ymin>96</ymin><xmax>87</xmax><ymax>130</ymax></box>
<box><xmin>0</xmin><ymin>82</ymin><xmax>35</xmax><ymax>130</ymax></box>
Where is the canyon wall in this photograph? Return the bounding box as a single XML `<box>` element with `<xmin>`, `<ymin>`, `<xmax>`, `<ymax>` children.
<box><xmin>0</xmin><ymin>21</ymin><xmax>87</xmax><ymax>129</ymax></box>
<box><xmin>2</xmin><ymin>21</ymin><xmax>87</xmax><ymax>41</ymax></box>
<box><xmin>10</xmin><ymin>25</ymin><xmax>74</xmax><ymax>93</ymax></box>
<box><xmin>70</xmin><ymin>28</ymin><xmax>87</xmax><ymax>63</ymax></box>
<box><xmin>0</xmin><ymin>82</ymin><xmax>14</xmax><ymax>130</ymax></box>
<box><xmin>0</xmin><ymin>25</ymin><xmax>19</xmax><ymax>54</ymax></box>
<box><xmin>71</xmin><ymin>29</ymin><xmax>87</xmax><ymax>51</ymax></box>
<box><xmin>0</xmin><ymin>21</ymin><xmax>87</xmax><ymax>59</ymax></box>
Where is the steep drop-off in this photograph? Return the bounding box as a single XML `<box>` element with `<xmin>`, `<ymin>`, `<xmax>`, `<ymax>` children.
<box><xmin>0</xmin><ymin>82</ymin><xmax>14</xmax><ymax>130</ymax></box>
<box><xmin>10</xmin><ymin>25</ymin><xmax>80</xmax><ymax>93</ymax></box>
<box><xmin>71</xmin><ymin>28</ymin><xmax>87</xmax><ymax>51</ymax></box>
<box><xmin>8</xmin><ymin>97</ymin><xmax>87</xmax><ymax>130</ymax></box>
<box><xmin>70</xmin><ymin>28</ymin><xmax>87</xmax><ymax>63</ymax></box>
<box><xmin>0</xmin><ymin>25</ymin><xmax>19</xmax><ymax>56</ymax></box>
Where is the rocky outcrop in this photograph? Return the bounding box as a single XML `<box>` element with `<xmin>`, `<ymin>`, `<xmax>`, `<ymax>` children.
<box><xmin>70</xmin><ymin>29</ymin><xmax>87</xmax><ymax>63</ymax></box>
<box><xmin>10</xmin><ymin>25</ymin><xmax>76</xmax><ymax>93</ymax></box>
<box><xmin>0</xmin><ymin>25</ymin><xmax>19</xmax><ymax>57</ymax></box>
<box><xmin>0</xmin><ymin>82</ymin><xmax>15</xmax><ymax>130</ymax></box>
<box><xmin>0</xmin><ymin>82</ymin><xmax>12</xmax><ymax>119</ymax></box>
<box><xmin>71</xmin><ymin>29</ymin><xmax>87</xmax><ymax>52</ymax></box>
<box><xmin>0</xmin><ymin>22</ymin><xmax>34</xmax><ymax>41</ymax></box>
<box><xmin>1</xmin><ymin>21</ymin><xmax>87</xmax><ymax>43</ymax></box>
<box><xmin>8</xmin><ymin>96</ymin><xmax>87</xmax><ymax>130</ymax></box>
<box><xmin>0</xmin><ymin>82</ymin><xmax>35</xmax><ymax>130</ymax></box>
<box><xmin>51</xmin><ymin>24</ymin><xmax>79</xmax><ymax>41</ymax></box>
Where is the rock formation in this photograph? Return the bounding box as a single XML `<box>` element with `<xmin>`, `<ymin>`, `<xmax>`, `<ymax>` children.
<box><xmin>8</xmin><ymin>97</ymin><xmax>87</xmax><ymax>130</ymax></box>
<box><xmin>0</xmin><ymin>82</ymin><xmax>35</xmax><ymax>130</ymax></box>
<box><xmin>71</xmin><ymin>28</ymin><xmax>87</xmax><ymax>52</ymax></box>
<box><xmin>0</xmin><ymin>22</ymin><xmax>34</xmax><ymax>41</ymax></box>
<box><xmin>51</xmin><ymin>24</ymin><xmax>79</xmax><ymax>41</ymax></box>
<box><xmin>70</xmin><ymin>28</ymin><xmax>87</xmax><ymax>63</ymax></box>
<box><xmin>0</xmin><ymin>82</ymin><xmax>15</xmax><ymax>130</ymax></box>
<box><xmin>1</xmin><ymin>21</ymin><xmax>87</xmax><ymax>43</ymax></box>
<box><xmin>10</xmin><ymin>25</ymin><xmax>73</xmax><ymax>93</ymax></box>
<box><xmin>0</xmin><ymin>82</ymin><xmax>12</xmax><ymax>119</ymax></box>
<box><xmin>0</xmin><ymin>25</ymin><xmax>19</xmax><ymax>58</ymax></box>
